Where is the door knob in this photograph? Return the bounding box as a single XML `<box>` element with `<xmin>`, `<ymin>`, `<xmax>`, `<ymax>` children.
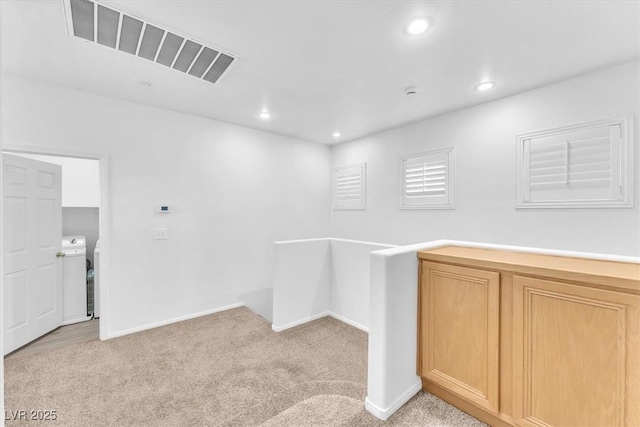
<box><xmin>56</xmin><ymin>252</ymin><xmax>66</xmax><ymax>258</ymax></box>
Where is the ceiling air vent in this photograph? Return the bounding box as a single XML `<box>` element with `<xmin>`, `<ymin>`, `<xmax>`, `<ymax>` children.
<box><xmin>63</xmin><ymin>0</ymin><xmax>238</xmax><ymax>85</ymax></box>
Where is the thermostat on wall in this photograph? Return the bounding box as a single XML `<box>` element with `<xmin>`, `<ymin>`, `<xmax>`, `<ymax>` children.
<box><xmin>157</xmin><ymin>205</ymin><xmax>171</xmax><ymax>213</ymax></box>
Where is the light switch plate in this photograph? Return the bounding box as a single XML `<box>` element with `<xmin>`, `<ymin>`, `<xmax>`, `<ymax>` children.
<box><xmin>154</xmin><ymin>228</ymin><xmax>169</xmax><ymax>240</ymax></box>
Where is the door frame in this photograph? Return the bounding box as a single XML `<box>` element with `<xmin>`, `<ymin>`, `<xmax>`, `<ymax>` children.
<box><xmin>2</xmin><ymin>143</ymin><xmax>111</xmax><ymax>343</ymax></box>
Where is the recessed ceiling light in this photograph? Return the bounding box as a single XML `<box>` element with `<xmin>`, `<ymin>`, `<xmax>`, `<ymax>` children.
<box><xmin>333</xmin><ymin>132</ymin><xmax>341</xmax><ymax>138</ymax></box>
<box><xmin>476</xmin><ymin>81</ymin><xmax>495</xmax><ymax>91</ymax></box>
<box><xmin>406</xmin><ymin>18</ymin><xmax>429</xmax><ymax>35</ymax></box>
<box><xmin>259</xmin><ymin>110</ymin><xmax>271</xmax><ymax>120</ymax></box>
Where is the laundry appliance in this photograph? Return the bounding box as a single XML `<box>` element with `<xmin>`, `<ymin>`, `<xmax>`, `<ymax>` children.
<box><xmin>62</xmin><ymin>235</ymin><xmax>90</xmax><ymax>325</ymax></box>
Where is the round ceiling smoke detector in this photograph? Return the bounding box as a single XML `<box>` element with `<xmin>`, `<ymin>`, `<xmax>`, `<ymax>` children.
<box><xmin>405</xmin><ymin>86</ymin><xmax>418</xmax><ymax>96</ymax></box>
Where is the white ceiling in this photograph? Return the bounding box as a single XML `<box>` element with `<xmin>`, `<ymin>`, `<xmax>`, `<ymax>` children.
<box><xmin>2</xmin><ymin>0</ymin><xmax>639</xmax><ymax>144</ymax></box>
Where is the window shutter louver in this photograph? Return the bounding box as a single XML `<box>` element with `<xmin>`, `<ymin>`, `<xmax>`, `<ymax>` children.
<box><xmin>336</xmin><ymin>172</ymin><xmax>362</xmax><ymax>200</ymax></box>
<box><xmin>401</xmin><ymin>148</ymin><xmax>454</xmax><ymax>209</ymax></box>
<box><xmin>334</xmin><ymin>163</ymin><xmax>366</xmax><ymax>209</ymax></box>
<box><xmin>518</xmin><ymin>118</ymin><xmax>632</xmax><ymax>208</ymax></box>
<box><xmin>405</xmin><ymin>161</ymin><xmax>447</xmax><ymax>198</ymax></box>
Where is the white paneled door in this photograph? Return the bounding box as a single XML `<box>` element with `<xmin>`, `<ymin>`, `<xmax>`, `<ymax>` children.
<box><xmin>3</xmin><ymin>154</ymin><xmax>63</xmax><ymax>355</ymax></box>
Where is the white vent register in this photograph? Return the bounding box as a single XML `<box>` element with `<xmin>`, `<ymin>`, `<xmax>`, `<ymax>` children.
<box><xmin>63</xmin><ymin>0</ymin><xmax>237</xmax><ymax>85</ymax></box>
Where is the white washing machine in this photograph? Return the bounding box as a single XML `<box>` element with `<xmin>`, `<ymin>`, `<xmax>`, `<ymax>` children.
<box><xmin>94</xmin><ymin>239</ymin><xmax>101</xmax><ymax>318</ymax></box>
<box><xmin>62</xmin><ymin>235</ymin><xmax>90</xmax><ymax>325</ymax></box>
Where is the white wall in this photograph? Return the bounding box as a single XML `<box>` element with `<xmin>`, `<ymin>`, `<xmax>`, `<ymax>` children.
<box><xmin>366</xmin><ymin>243</ymin><xmax>425</xmax><ymax>421</ymax></box>
<box><xmin>9</xmin><ymin>153</ymin><xmax>99</xmax><ymax>208</ymax></box>
<box><xmin>272</xmin><ymin>239</ymin><xmax>332</xmax><ymax>330</ymax></box>
<box><xmin>331</xmin><ymin>61</ymin><xmax>640</xmax><ymax>256</ymax></box>
<box><xmin>0</xmin><ymin>150</ymin><xmax>4</xmax><ymax>423</ymax></box>
<box><xmin>0</xmin><ymin>75</ymin><xmax>332</xmax><ymax>336</ymax></box>
<box><xmin>330</xmin><ymin>239</ymin><xmax>396</xmax><ymax>329</ymax></box>
<box><xmin>272</xmin><ymin>238</ymin><xmax>395</xmax><ymax>332</ymax></box>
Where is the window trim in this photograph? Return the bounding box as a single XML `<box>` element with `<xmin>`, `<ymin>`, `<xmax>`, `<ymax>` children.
<box><xmin>516</xmin><ymin>116</ymin><xmax>634</xmax><ymax>209</ymax></box>
<box><xmin>333</xmin><ymin>162</ymin><xmax>366</xmax><ymax>210</ymax></box>
<box><xmin>399</xmin><ymin>147</ymin><xmax>455</xmax><ymax>210</ymax></box>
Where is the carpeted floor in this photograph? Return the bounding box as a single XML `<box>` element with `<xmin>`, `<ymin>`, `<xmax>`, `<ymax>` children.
<box><xmin>4</xmin><ymin>307</ymin><xmax>485</xmax><ymax>426</ymax></box>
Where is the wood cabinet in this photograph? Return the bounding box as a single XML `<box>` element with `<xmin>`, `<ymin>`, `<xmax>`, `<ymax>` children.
<box><xmin>512</xmin><ymin>275</ymin><xmax>640</xmax><ymax>427</ymax></box>
<box><xmin>419</xmin><ymin>262</ymin><xmax>500</xmax><ymax>413</ymax></box>
<box><xmin>418</xmin><ymin>247</ymin><xmax>640</xmax><ymax>427</ymax></box>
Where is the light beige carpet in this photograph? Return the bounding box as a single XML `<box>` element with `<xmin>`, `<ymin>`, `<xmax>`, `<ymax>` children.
<box><xmin>4</xmin><ymin>307</ymin><xmax>485</xmax><ymax>426</ymax></box>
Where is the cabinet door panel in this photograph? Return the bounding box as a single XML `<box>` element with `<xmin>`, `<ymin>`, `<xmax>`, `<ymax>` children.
<box><xmin>513</xmin><ymin>275</ymin><xmax>640</xmax><ymax>427</ymax></box>
<box><xmin>420</xmin><ymin>261</ymin><xmax>500</xmax><ymax>413</ymax></box>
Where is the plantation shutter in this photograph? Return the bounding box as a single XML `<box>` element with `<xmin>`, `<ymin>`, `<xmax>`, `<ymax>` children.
<box><xmin>401</xmin><ymin>148</ymin><xmax>453</xmax><ymax>208</ymax></box>
<box><xmin>334</xmin><ymin>163</ymin><xmax>366</xmax><ymax>209</ymax></box>
<box><xmin>522</xmin><ymin>123</ymin><xmax>622</xmax><ymax>205</ymax></box>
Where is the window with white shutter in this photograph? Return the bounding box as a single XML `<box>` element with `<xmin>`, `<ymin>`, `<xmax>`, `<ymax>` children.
<box><xmin>517</xmin><ymin>117</ymin><xmax>633</xmax><ymax>208</ymax></box>
<box><xmin>333</xmin><ymin>163</ymin><xmax>366</xmax><ymax>210</ymax></box>
<box><xmin>400</xmin><ymin>148</ymin><xmax>454</xmax><ymax>209</ymax></box>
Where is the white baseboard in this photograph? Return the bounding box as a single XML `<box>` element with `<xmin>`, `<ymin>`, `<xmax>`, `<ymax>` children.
<box><xmin>365</xmin><ymin>378</ymin><xmax>422</xmax><ymax>421</ymax></box>
<box><xmin>106</xmin><ymin>303</ymin><xmax>244</xmax><ymax>339</ymax></box>
<box><xmin>328</xmin><ymin>312</ymin><xmax>368</xmax><ymax>332</ymax></box>
<box><xmin>272</xmin><ymin>311</ymin><xmax>369</xmax><ymax>333</ymax></box>
<box><xmin>271</xmin><ymin>311</ymin><xmax>331</xmax><ymax>332</ymax></box>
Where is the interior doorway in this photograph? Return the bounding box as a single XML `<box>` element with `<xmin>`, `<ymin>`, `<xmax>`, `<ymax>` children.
<box><xmin>2</xmin><ymin>147</ymin><xmax>109</xmax><ymax>356</ymax></box>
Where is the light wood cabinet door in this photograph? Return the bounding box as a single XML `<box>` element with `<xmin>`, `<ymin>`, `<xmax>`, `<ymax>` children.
<box><xmin>513</xmin><ymin>275</ymin><xmax>640</xmax><ymax>427</ymax></box>
<box><xmin>419</xmin><ymin>261</ymin><xmax>500</xmax><ymax>413</ymax></box>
